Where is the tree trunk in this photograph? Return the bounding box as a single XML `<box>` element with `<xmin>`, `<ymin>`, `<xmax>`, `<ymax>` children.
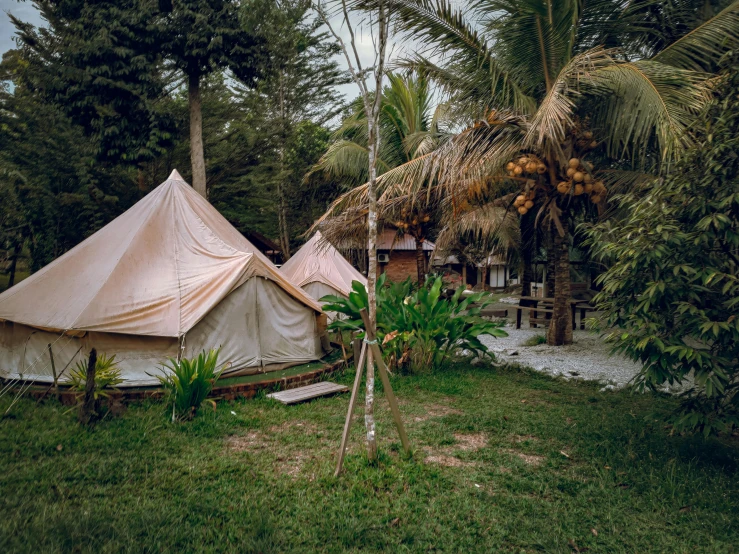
<box><xmin>79</xmin><ymin>348</ymin><xmax>98</xmax><ymax>425</ymax></box>
<box><xmin>520</xmin><ymin>214</ymin><xmax>534</xmax><ymax>297</ymax></box>
<box><xmin>6</xmin><ymin>241</ymin><xmax>19</xmax><ymax>289</ymax></box>
<box><xmin>188</xmin><ymin>73</ymin><xmax>207</xmax><ymax>198</ymax></box>
<box><xmin>481</xmin><ymin>264</ymin><xmax>488</xmax><ymax>290</ymax></box>
<box><xmin>365</xmin><ymin>347</ymin><xmax>377</xmax><ymax>461</ymax></box>
<box><xmin>277</xmin><ymin>71</ymin><xmax>291</xmax><ymax>260</ymax></box>
<box><xmin>546</xmin><ymin>219</ymin><xmax>573</xmax><ymax>346</ymax></box>
<box><xmin>545</xmin><ymin>233</ymin><xmax>556</xmax><ymax>298</ymax></box>
<box><xmin>414</xmin><ymin>235</ymin><xmax>426</xmax><ymax>284</ymax></box>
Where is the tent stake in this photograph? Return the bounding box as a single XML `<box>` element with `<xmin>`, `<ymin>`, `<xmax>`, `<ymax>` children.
<box><xmin>335</xmin><ymin>340</ymin><xmax>367</xmax><ymax>477</ymax></box>
<box><xmin>48</xmin><ymin>343</ymin><xmax>59</xmax><ymax>401</ymax></box>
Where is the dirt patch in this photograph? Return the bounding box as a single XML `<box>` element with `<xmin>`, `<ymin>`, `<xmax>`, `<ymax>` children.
<box><xmin>453</xmin><ymin>432</ymin><xmax>487</xmax><ymax>451</ymax></box>
<box><xmin>502</xmin><ymin>448</ymin><xmax>545</xmax><ymax>466</ymax></box>
<box><xmin>276</xmin><ymin>452</ymin><xmax>310</xmax><ymax>478</ymax></box>
<box><xmin>413</xmin><ymin>402</ymin><xmax>463</xmax><ymax>422</ymax></box>
<box><xmin>225</xmin><ymin>431</ymin><xmax>270</xmax><ymax>452</ymax></box>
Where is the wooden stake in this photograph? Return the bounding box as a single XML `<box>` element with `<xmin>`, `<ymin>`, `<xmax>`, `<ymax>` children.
<box><xmin>79</xmin><ymin>348</ymin><xmax>97</xmax><ymax>425</ymax></box>
<box><xmin>358</xmin><ymin>309</ymin><xmax>411</xmax><ymax>456</ymax></box>
<box><xmin>335</xmin><ymin>340</ymin><xmax>367</xmax><ymax>477</ymax></box>
<box><xmin>47</xmin><ymin>343</ymin><xmax>59</xmax><ymax>401</ymax></box>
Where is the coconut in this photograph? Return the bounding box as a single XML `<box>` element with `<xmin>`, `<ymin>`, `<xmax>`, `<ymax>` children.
<box><xmin>517</xmin><ymin>206</ymin><xmax>528</xmax><ymax>215</ymax></box>
<box><xmin>513</xmin><ymin>166</ymin><xmax>523</xmax><ymax>175</ymax></box>
<box><xmin>594</xmin><ymin>181</ymin><xmax>605</xmax><ymax>193</ymax></box>
<box><xmin>583</xmin><ymin>173</ymin><xmax>593</xmax><ymax>184</ymax></box>
<box><xmin>591</xmin><ymin>195</ymin><xmax>602</xmax><ymax>204</ymax></box>
<box><xmin>568</xmin><ymin>158</ymin><xmax>580</xmax><ymax>168</ymax></box>
<box><xmin>574</xmin><ymin>184</ymin><xmax>584</xmax><ymax>196</ymax></box>
<box><xmin>590</xmin><ymin>141</ymin><xmax>598</xmax><ymax>148</ymax></box>
<box><xmin>422</xmin><ymin>214</ymin><xmax>430</xmax><ymax>222</ymax></box>
<box><xmin>518</xmin><ymin>157</ymin><xmax>528</xmax><ymax>165</ymax></box>
<box><xmin>566</xmin><ymin>167</ymin><xmax>576</xmax><ymax>178</ymax></box>
<box><xmin>506</xmin><ymin>161</ymin><xmax>516</xmax><ymax>171</ymax></box>
<box><xmin>536</xmin><ymin>164</ymin><xmax>547</xmax><ymax>174</ymax></box>
<box><xmin>395</xmin><ymin>221</ymin><xmax>404</xmax><ymax>227</ymax></box>
<box><xmin>525</xmin><ymin>161</ymin><xmax>538</xmax><ymax>173</ymax></box>
<box><xmin>556</xmin><ymin>182</ymin><xmax>570</xmax><ymax>194</ymax></box>
<box><xmin>524</xmin><ymin>200</ymin><xmax>534</xmax><ymax>209</ymax></box>
<box><xmin>573</xmin><ymin>171</ymin><xmax>584</xmax><ymax>182</ymax></box>
<box><xmin>583</xmin><ymin>131</ymin><xmax>593</xmax><ymax>139</ymax></box>
<box><xmin>584</xmin><ymin>183</ymin><xmax>594</xmax><ymax>194</ymax></box>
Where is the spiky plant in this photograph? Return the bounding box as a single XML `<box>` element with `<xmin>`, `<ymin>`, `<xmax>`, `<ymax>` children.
<box><xmin>157</xmin><ymin>349</ymin><xmax>223</xmax><ymax>422</ymax></box>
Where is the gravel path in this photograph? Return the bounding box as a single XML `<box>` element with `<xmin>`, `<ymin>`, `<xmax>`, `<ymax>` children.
<box><xmin>479</xmin><ymin>325</ymin><xmax>684</xmax><ymax>393</ymax></box>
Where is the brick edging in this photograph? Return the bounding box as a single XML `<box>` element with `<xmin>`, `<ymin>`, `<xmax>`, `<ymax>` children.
<box><xmin>21</xmin><ymin>359</ymin><xmax>347</xmax><ymax>406</ymax></box>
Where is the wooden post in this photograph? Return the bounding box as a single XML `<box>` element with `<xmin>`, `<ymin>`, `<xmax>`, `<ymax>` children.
<box><xmin>317</xmin><ymin>313</ymin><xmax>331</xmax><ymax>352</ymax></box>
<box><xmin>352</xmin><ymin>336</ymin><xmax>361</xmax><ymax>363</ymax></box>
<box><xmin>79</xmin><ymin>348</ymin><xmax>97</xmax><ymax>425</ymax></box>
<box><xmin>358</xmin><ymin>309</ymin><xmax>410</xmax><ymax>456</ymax></box>
<box><xmin>47</xmin><ymin>343</ymin><xmax>59</xmax><ymax>401</ymax></box>
<box><xmin>335</xmin><ymin>340</ymin><xmax>367</xmax><ymax>476</ymax></box>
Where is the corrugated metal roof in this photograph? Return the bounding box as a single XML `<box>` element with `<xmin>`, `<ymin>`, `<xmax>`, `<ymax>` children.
<box><xmin>377</xmin><ymin>229</ymin><xmax>435</xmax><ymax>251</ymax></box>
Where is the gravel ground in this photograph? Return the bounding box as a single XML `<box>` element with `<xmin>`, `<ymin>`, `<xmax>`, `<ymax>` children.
<box><xmin>479</xmin><ymin>325</ymin><xmax>685</xmax><ymax>393</ymax></box>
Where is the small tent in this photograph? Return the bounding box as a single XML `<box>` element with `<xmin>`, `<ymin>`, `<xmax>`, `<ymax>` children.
<box><xmin>0</xmin><ymin>170</ymin><xmax>325</xmax><ymax>386</ymax></box>
<box><xmin>280</xmin><ymin>232</ymin><xmax>367</xmax><ymax>301</ymax></box>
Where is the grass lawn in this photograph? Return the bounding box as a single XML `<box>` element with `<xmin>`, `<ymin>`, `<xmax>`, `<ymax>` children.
<box><xmin>1</xmin><ymin>363</ymin><xmax>737</xmax><ymax>553</ymax></box>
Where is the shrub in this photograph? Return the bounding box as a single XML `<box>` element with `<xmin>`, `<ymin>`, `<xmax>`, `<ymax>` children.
<box><xmin>583</xmin><ymin>60</ymin><xmax>739</xmax><ymax>435</ymax></box>
<box><xmin>157</xmin><ymin>349</ymin><xmax>223</xmax><ymax>422</ymax></box>
<box><xmin>68</xmin><ymin>352</ymin><xmax>123</xmax><ymax>402</ymax></box>
<box><xmin>322</xmin><ymin>275</ymin><xmax>507</xmax><ymax>373</ymax></box>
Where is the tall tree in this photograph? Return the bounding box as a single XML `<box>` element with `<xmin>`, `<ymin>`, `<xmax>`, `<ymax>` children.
<box><xmin>352</xmin><ymin>0</ymin><xmax>739</xmax><ymax>345</ymax></box>
<box><xmin>244</xmin><ymin>0</ymin><xmax>346</xmax><ymax>258</ymax></box>
<box><xmin>155</xmin><ymin>0</ymin><xmax>271</xmax><ymax>197</ymax></box>
<box><xmin>10</xmin><ymin>0</ymin><xmax>175</xmax><ymax>166</ymax></box>
<box><xmin>311</xmin><ymin>73</ymin><xmax>447</xmax><ymax>281</ymax></box>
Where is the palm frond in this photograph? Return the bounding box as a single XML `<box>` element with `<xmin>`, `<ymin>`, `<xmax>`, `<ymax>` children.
<box><xmin>435</xmin><ymin>202</ymin><xmax>520</xmax><ymax>255</ymax></box>
<box><xmin>652</xmin><ymin>1</ymin><xmax>739</xmax><ymax>71</ymax></box>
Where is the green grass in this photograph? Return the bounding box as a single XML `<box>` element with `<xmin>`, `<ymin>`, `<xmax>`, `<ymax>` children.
<box><xmin>1</xmin><ymin>363</ymin><xmax>737</xmax><ymax>553</ymax></box>
<box><xmin>521</xmin><ymin>334</ymin><xmax>547</xmax><ymax>346</ymax></box>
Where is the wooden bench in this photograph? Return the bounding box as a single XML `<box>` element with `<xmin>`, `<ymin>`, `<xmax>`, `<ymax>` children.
<box><xmin>266</xmin><ymin>381</ymin><xmax>349</xmax><ymax>405</ymax></box>
<box><xmin>479</xmin><ymin>307</ymin><xmax>508</xmax><ymax>318</ymax></box>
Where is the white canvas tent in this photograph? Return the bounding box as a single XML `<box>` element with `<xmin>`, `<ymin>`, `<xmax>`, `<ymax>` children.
<box><xmin>280</xmin><ymin>232</ymin><xmax>367</xmax><ymax>301</ymax></box>
<box><xmin>0</xmin><ymin>170</ymin><xmax>325</xmax><ymax>387</ymax></box>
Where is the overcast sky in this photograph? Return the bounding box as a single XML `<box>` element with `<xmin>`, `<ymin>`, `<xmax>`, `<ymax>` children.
<box><xmin>0</xmin><ymin>0</ymin><xmax>425</xmax><ymax>103</ymax></box>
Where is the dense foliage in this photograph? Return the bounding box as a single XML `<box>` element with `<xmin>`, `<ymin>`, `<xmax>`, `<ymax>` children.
<box><xmin>585</xmin><ymin>62</ymin><xmax>739</xmax><ymax>435</ymax></box>
<box><xmin>323</xmin><ymin>275</ymin><xmax>507</xmax><ymax>373</ymax></box>
<box><xmin>157</xmin><ymin>349</ymin><xmax>223</xmax><ymax>422</ymax></box>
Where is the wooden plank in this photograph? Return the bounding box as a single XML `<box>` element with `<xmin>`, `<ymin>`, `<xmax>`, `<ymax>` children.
<box><xmin>267</xmin><ymin>381</ymin><xmax>348</xmax><ymax>405</ymax></box>
<box><xmin>335</xmin><ymin>340</ymin><xmax>367</xmax><ymax>476</ymax></box>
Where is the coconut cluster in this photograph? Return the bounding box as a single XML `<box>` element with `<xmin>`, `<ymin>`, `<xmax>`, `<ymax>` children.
<box><xmin>394</xmin><ymin>210</ymin><xmax>431</xmax><ymax>230</ymax></box>
<box><xmin>506</xmin><ymin>155</ymin><xmax>547</xmax><ymax>177</ymax></box>
<box><xmin>555</xmin><ymin>158</ymin><xmax>607</xmax><ymax>203</ymax></box>
<box><xmin>513</xmin><ymin>189</ymin><xmax>536</xmax><ymax>215</ymax></box>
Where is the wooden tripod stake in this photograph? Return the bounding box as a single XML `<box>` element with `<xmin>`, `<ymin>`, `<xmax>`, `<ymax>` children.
<box><xmin>335</xmin><ymin>308</ymin><xmax>411</xmax><ymax>477</ymax></box>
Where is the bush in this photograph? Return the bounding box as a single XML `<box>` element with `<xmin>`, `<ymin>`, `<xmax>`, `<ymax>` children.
<box><xmin>157</xmin><ymin>349</ymin><xmax>223</xmax><ymax>422</ymax></box>
<box><xmin>68</xmin><ymin>352</ymin><xmax>123</xmax><ymax>402</ymax></box>
<box><xmin>583</xmin><ymin>61</ymin><xmax>739</xmax><ymax>435</ymax></box>
<box><xmin>322</xmin><ymin>274</ymin><xmax>507</xmax><ymax>373</ymax></box>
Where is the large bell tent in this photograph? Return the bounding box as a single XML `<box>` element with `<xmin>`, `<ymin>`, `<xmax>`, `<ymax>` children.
<box><xmin>0</xmin><ymin>171</ymin><xmax>325</xmax><ymax>386</ymax></box>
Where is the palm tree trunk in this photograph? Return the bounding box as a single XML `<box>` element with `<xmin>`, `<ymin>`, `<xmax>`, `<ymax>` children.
<box><xmin>520</xmin><ymin>213</ymin><xmax>534</xmax><ymax>297</ymax></box>
<box><xmin>481</xmin><ymin>263</ymin><xmax>488</xmax><ymax>290</ymax></box>
<box><xmin>188</xmin><ymin>73</ymin><xmax>207</xmax><ymax>198</ymax></box>
<box><xmin>546</xmin><ymin>219</ymin><xmax>573</xmax><ymax>346</ymax></box>
<box><xmin>414</xmin><ymin>236</ymin><xmax>425</xmax><ymax>284</ymax></box>
<box><xmin>545</xmin><ymin>233</ymin><xmax>556</xmax><ymax>298</ymax></box>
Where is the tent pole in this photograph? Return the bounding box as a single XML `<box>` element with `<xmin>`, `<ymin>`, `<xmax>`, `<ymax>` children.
<box><xmin>47</xmin><ymin>343</ymin><xmax>59</xmax><ymax>401</ymax></box>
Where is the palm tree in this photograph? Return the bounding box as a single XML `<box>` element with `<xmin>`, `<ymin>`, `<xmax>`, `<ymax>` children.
<box><xmin>334</xmin><ymin>0</ymin><xmax>739</xmax><ymax>345</ymax></box>
<box><xmin>310</xmin><ymin>72</ymin><xmax>448</xmax><ymax>282</ymax></box>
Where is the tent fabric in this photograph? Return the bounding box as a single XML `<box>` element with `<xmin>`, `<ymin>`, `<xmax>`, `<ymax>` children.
<box><xmin>280</xmin><ymin>232</ymin><xmax>367</xmax><ymax>298</ymax></box>
<box><xmin>0</xmin><ymin>170</ymin><xmax>321</xmax><ymax>337</ymax></box>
